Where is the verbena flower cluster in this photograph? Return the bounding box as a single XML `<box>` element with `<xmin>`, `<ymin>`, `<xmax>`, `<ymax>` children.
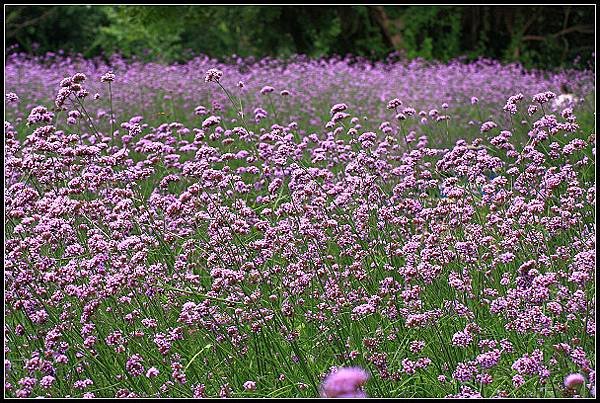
<box><xmin>4</xmin><ymin>51</ymin><xmax>596</xmax><ymax>398</ymax></box>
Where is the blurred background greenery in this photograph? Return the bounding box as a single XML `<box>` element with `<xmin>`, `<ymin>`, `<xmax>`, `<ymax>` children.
<box><xmin>5</xmin><ymin>5</ymin><xmax>595</xmax><ymax>69</ymax></box>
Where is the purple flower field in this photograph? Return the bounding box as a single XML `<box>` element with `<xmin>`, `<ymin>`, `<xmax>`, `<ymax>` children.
<box><xmin>4</xmin><ymin>52</ymin><xmax>596</xmax><ymax>398</ymax></box>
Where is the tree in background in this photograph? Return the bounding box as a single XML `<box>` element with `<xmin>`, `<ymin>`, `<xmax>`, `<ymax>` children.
<box><xmin>5</xmin><ymin>5</ymin><xmax>109</xmax><ymax>56</ymax></box>
<box><xmin>4</xmin><ymin>5</ymin><xmax>595</xmax><ymax>69</ymax></box>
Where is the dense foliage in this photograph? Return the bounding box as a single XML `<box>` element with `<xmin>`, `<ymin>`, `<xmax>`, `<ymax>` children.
<box><xmin>5</xmin><ymin>5</ymin><xmax>595</xmax><ymax>69</ymax></box>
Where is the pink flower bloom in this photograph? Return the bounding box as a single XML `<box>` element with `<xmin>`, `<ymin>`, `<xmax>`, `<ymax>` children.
<box><xmin>320</xmin><ymin>367</ymin><xmax>369</xmax><ymax>398</ymax></box>
<box><xmin>564</xmin><ymin>373</ymin><xmax>585</xmax><ymax>389</ymax></box>
<box><xmin>243</xmin><ymin>380</ymin><xmax>257</xmax><ymax>391</ymax></box>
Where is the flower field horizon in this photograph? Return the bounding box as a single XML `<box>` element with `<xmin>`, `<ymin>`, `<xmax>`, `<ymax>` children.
<box><xmin>4</xmin><ymin>52</ymin><xmax>596</xmax><ymax>398</ymax></box>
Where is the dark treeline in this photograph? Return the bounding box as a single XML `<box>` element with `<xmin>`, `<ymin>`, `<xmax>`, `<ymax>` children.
<box><xmin>5</xmin><ymin>5</ymin><xmax>595</xmax><ymax>69</ymax></box>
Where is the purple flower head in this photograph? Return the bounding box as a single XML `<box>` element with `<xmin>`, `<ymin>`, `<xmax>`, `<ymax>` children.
<box><xmin>532</xmin><ymin>91</ymin><xmax>557</xmax><ymax>105</ymax></box>
<box><xmin>100</xmin><ymin>71</ymin><xmax>115</xmax><ymax>83</ymax></box>
<box><xmin>71</xmin><ymin>73</ymin><xmax>87</xmax><ymax>84</ymax></box>
<box><xmin>564</xmin><ymin>373</ymin><xmax>585</xmax><ymax>389</ymax></box>
<box><xmin>192</xmin><ymin>384</ymin><xmax>206</xmax><ymax>398</ymax></box>
<box><xmin>260</xmin><ymin>85</ymin><xmax>275</xmax><ymax>95</ymax></box>
<box><xmin>320</xmin><ymin>367</ymin><xmax>369</xmax><ymax>398</ymax></box>
<box><xmin>146</xmin><ymin>367</ymin><xmax>159</xmax><ymax>378</ymax></box>
<box><xmin>204</xmin><ymin>68</ymin><xmax>223</xmax><ymax>83</ymax></box>
<box><xmin>194</xmin><ymin>105</ymin><xmax>208</xmax><ymax>116</ymax></box>
<box><xmin>243</xmin><ymin>380</ymin><xmax>257</xmax><ymax>391</ymax></box>
<box><xmin>330</xmin><ymin>103</ymin><xmax>348</xmax><ymax>115</ymax></box>
<box><xmin>39</xmin><ymin>375</ymin><xmax>55</xmax><ymax>389</ymax></box>
<box><xmin>202</xmin><ymin>115</ymin><xmax>221</xmax><ymax>129</ymax></box>
<box><xmin>387</xmin><ymin>98</ymin><xmax>402</xmax><ymax>109</ymax></box>
<box><xmin>59</xmin><ymin>77</ymin><xmax>72</xmax><ymax>87</ymax></box>
<box><xmin>480</xmin><ymin>121</ymin><xmax>498</xmax><ymax>133</ymax></box>
<box><xmin>6</xmin><ymin>92</ymin><xmax>19</xmax><ymax>104</ymax></box>
<box><xmin>125</xmin><ymin>354</ymin><xmax>145</xmax><ymax>377</ymax></box>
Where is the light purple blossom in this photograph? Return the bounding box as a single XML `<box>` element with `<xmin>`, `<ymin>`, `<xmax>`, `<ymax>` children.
<box><xmin>320</xmin><ymin>367</ymin><xmax>369</xmax><ymax>398</ymax></box>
